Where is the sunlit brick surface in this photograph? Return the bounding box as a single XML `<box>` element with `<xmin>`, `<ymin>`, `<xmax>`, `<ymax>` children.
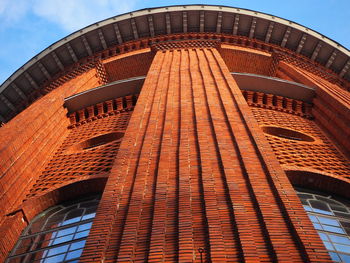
<box><xmin>0</xmin><ymin>34</ymin><xmax>349</xmax><ymax>262</ymax></box>
<box><xmin>251</xmin><ymin>107</ymin><xmax>350</xmax><ymax>177</ymax></box>
<box><xmin>80</xmin><ymin>47</ymin><xmax>331</xmax><ymax>262</ymax></box>
<box><xmin>26</xmin><ymin>96</ymin><xmax>137</xmax><ymax>199</ymax></box>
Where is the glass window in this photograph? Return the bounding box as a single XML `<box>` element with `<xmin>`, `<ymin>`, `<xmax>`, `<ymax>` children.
<box><xmin>297</xmin><ymin>189</ymin><xmax>350</xmax><ymax>263</ymax></box>
<box><xmin>6</xmin><ymin>196</ymin><xmax>100</xmax><ymax>263</ymax></box>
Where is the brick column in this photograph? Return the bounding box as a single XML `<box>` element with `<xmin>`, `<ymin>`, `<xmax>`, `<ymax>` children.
<box><xmin>81</xmin><ymin>42</ymin><xmax>330</xmax><ymax>262</ymax></box>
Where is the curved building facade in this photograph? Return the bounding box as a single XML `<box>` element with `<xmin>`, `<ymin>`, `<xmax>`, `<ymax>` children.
<box><xmin>0</xmin><ymin>5</ymin><xmax>349</xmax><ymax>262</ymax></box>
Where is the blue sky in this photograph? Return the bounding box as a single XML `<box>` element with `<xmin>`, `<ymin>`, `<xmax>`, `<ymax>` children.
<box><xmin>0</xmin><ymin>0</ymin><xmax>349</xmax><ymax>84</ymax></box>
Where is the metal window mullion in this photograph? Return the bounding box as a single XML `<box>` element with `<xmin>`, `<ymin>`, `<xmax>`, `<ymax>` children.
<box><xmin>14</xmin><ymin>226</ymin><xmax>90</xmax><ymax>261</ymax></box>
<box><xmin>19</xmin><ymin>218</ymin><xmax>94</xmax><ymax>240</ymax></box>
<box><xmin>7</xmin><ymin>236</ymin><xmax>88</xmax><ymax>261</ymax></box>
<box><xmin>40</xmin><ymin>206</ymin><xmax>70</xmax><ymax>233</ymax></box>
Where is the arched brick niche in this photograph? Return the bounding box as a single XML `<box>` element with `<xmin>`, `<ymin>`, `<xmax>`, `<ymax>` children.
<box><xmin>261</xmin><ymin>125</ymin><xmax>316</xmax><ymax>142</ymax></box>
<box><xmin>286</xmin><ymin>169</ymin><xmax>350</xmax><ymax>199</ymax></box>
<box><xmin>0</xmin><ymin>177</ymin><xmax>107</xmax><ymax>263</ymax></box>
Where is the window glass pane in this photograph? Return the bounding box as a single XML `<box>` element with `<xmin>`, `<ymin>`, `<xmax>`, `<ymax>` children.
<box><xmin>330</xmin><ymin>204</ymin><xmax>349</xmax><ymax>213</ymax></box>
<box><xmin>333</xmin><ymin>243</ymin><xmax>350</xmax><ymax>253</ymax></box>
<box><xmin>28</xmin><ymin>207</ymin><xmax>62</xmax><ymax>234</ymax></box>
<box><xmin>52</xmin><ymin>234</ymin><xmax>74</xmax><ymax>245</ymax></box>
<box><xmin>69</xmin><ymin>240</ymin><xmax>86</xmax><ymax>251</ymax></box>
<box><xmin>328</xmin><ymin>234</ymin><xmax>350</xmax><ymax>245</ymax></box>
<box><xmin>318</xmin><ymin>232</ymin><xmax>329</xmax><ymax>241</ymax></box>
<box><xmin>298</xmin><ymin>193</ymin><xmax>313</xmax><ymax>200</ymax></box>
<box><xmin>65</xmin><ymin>208</ymin><xmax>84</xmax><ymax>219</ymax></box>
<box><xmin>65</xmin><ymin>249</ymin><xmax>83</xmax><ymax>260</ymax></box>
<box><xmin>303</xmin><ymin>205</ymin><xmax>312</xmax><ymax>212</ymax></box>
<box><xmin>56</xmin><ymin>226</ymin><xmax>77</xmax><ymax>237</ymax></box>
<box><xmin>323</xmin><ymin>241</ymin><xmax>334</xmax><ymax>250</ymax></box>
<box><xmin>77</xmin><ymin>222</ymin><xmax>92</xmax><ymax>232</ymax></box>
<box><xmin>329</xmin><ymin>252</ymin><xmax>341</xmax><ymax>262</ymax></box>
<box><xmin>47</xmin><ymin>244</ymin><xmax>69</xmax><ymax>257</ymax></box>
<box><xmin>6</xmin><ymin>196</ymin><xmax>100</xmax><ymax>263</ymax></box>
<box><xmin>309</xmin><ymin>200</ymin><xmax>333</xmax><ymax>215</ymax></box>
<box><xmin>308</xmin><ymin>215</ymin><xmax>318</xmax><ymax>223</ymax></box>
<box><xmin>323</xmin><ymin>225</ymin><xmax>345</xmax><ymax>234</ymax></box>
<box><xmin>43</xmin><ymin>253</ymin><xmax>65</xmax><ymax>263</ymax></box>
<box><xmin>74</xmin><ymin>230</ymin><xmax>90</xmax><ymax>239</ymax></box>
<box><xmin>297</xmin><ymin>189</ymin><xmax>350</xmax><ymax>263</ymax></box>
<box><xmin>313</xmin><ymin>222</ymin><xmax>323</xmax><ymax>230</ymax></box>
<box><xmin>317</xmin><ymin>216</ymin><xmax>340</xmax><ymax>226</ymax></box>
<box><xmin>82</xmin><ymin>212</ymin><xmax>96</xmax><ymax>220</ymax></box>
<box><xmin>339</xmin><ymin>253</ymin><xmax>350</xmax><ymax>263</ymax></box>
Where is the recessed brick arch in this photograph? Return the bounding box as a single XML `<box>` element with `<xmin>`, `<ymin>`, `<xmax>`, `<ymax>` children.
<box><xmin>21</xmin><ymin>177</ymin><xmax>107</xmax><ymax>221</ymax></box>
<box><xmin>286</xmin><ymin>168</ymin><xmax>350</xmax><ymax>199</ymax></box>
<box><xmin>0</xmin><ymin>177</ymin><xmax>107</xmax><ymax>263</ymax></box>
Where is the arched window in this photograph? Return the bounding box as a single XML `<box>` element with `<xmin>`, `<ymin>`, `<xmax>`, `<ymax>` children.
<box><xmin>6</xmin><ymin>196</ymin><xmax>100</xmax><ymax>263</ymax></box>
<box><xmin>296</xmin><ymin>189</ymin><xmax>350</xmax><ymax>262</ymax></box>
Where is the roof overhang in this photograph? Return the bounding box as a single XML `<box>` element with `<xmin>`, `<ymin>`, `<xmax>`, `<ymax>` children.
<box><xmin>0</xmin><ymin>5</ymin><xmax>347</xmax><ymax>122</ymax></box>
<box><xmin>64</xmin><ymin>73</ymin><xmax>315</xmax><ymax>113</ymax></box>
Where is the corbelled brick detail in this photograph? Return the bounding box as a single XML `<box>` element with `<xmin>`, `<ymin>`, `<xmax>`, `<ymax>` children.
<box><xmin>242</xmin><ymin>90</ymin><xmax>313</xmax><ymax>118</ymax></box>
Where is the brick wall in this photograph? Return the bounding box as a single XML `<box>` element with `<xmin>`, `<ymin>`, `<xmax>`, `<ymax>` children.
<box><xmin>250</xmin><ymin>106</ymin><xmax>350</xmax><ymax>177</ymax></box>
<box><xmin>1</xmin><ymin>40</ymin><xmax>348</xmax><ymax>262</ymax></box>
<box><xmin>220</xmin><ymin>46</ymin><xmax>274</xmax><ymax>76</ymax></box>
<box><xmin>0</xmin><ymin>68</ymin><xmax>101</xmax><ymax>261</ymax></box>
<box><xmin>104</xmin><ymin>50</ymin><xmax>154</xmax><ymax>82</ymax></box>
<box><xmin>278</xmin><ymin>62</ymin><xmax>350</xmax><ymax>158</ymax></box>
<box><xmin>81</xmin><ymin>47</ymin><xmax>330</xmax><ymax>262</ymax></box>
<box><xmin>27</xmin><ymin>95</ymin><xmax>137</xmax><ymax>199</ymax></box>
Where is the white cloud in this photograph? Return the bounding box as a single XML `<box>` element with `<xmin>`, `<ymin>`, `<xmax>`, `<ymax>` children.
<box><xmin>0</xmin><ymin>0</ymin><xmax>137</xmax><ymax>32</ymax></box>
<box><xmin>32</xmin><ymin>0</ymin><xmax>137</xmax><ymax>32</ymax></box>
<box><xmin>0</xmin><ymin>0</ymin><xmax>31</xmax><ymax>24</ymax></box>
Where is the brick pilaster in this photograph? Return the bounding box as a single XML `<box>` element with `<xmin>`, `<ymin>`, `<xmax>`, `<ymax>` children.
<box><xmin>81</xmin><ymin>45</ymin><xmax>331</xmax><ymax>262</ymax></box>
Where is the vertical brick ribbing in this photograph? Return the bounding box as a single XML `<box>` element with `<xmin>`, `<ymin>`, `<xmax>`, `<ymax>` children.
<box><xmin>81</xmin><ymin>48</ymin><xmax>331</xmax><ymax>262</ymax></box>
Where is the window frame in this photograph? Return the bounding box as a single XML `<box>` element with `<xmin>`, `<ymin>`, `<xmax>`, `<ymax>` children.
<box><xmin>296</xmin><ymin>188</ymin><xmax>350</xmax><ymax>263</ymax></box>
<box><xmin>6</xmin><ymin>195</ymin><xmax>100</xmax><ymax>263</ymax></box>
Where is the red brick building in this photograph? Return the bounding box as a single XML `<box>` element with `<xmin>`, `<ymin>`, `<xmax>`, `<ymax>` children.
<box><xmin>0</xmin><ymin>5</ymin><xmax>349</xmax><ymax>263</ymax></box>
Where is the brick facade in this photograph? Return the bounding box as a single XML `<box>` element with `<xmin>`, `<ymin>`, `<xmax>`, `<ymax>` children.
<box><xmin>0</xmin><ymin>31</ymin><xmax>349</xmax><ymax>262</ymax></box>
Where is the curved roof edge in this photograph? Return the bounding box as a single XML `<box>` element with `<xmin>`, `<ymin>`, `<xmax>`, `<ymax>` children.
<box><xmin>0</xmin><ymin>4</ymin><xmax>349</xmax><ymax>122</ymax></box>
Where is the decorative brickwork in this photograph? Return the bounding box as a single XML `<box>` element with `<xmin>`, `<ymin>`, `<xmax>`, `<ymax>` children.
<box><xmin>68</xmin><ymin>95</ymin><xmax>138</xmax><ymax>127</ymax></box>
<box><xmin>151</xmin><ymin>39</ymin><xmax>220</xmax><ymax>51</ymax></box>
<box><xmin>3</xmin><ymin>31</ymin><xmax>348</xmax><ymax>124</ymax></box>
<box><xmin>242</xmin><ymin>90</ymin><xmax>313</xmax><ymax>118</ymax></box>
<box><xmin>26</xmin><ymin>95</ymin><xmax>137</xmax><ymax>199</ymax></box>
<box><xmin>251</xmin><ymin>107</ymin><xmax>350</xmax><ymax>178</ymax></box>
<box><xmin>277</xmin><ymin>62</ymin><xmax>350</xmax><ymax>158</ymax></box>
<box><xmin>273</xmin><ymin>52</ymin><xmax>348</xmax><ymax>90</ymax></box>
<box><xmin>80</xmin><ymin>47</ymin><xmax>330</xmax><ymax>262</ymax></box>
<box><xmin>95</xmin><ymin>60</ymin><xmax>109</xmax><ymax>85</ymax></box>
<box><xmin>1</xmin><ymin>24</ymin><xmax>349</xmax><ymax>263</ymax></box>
